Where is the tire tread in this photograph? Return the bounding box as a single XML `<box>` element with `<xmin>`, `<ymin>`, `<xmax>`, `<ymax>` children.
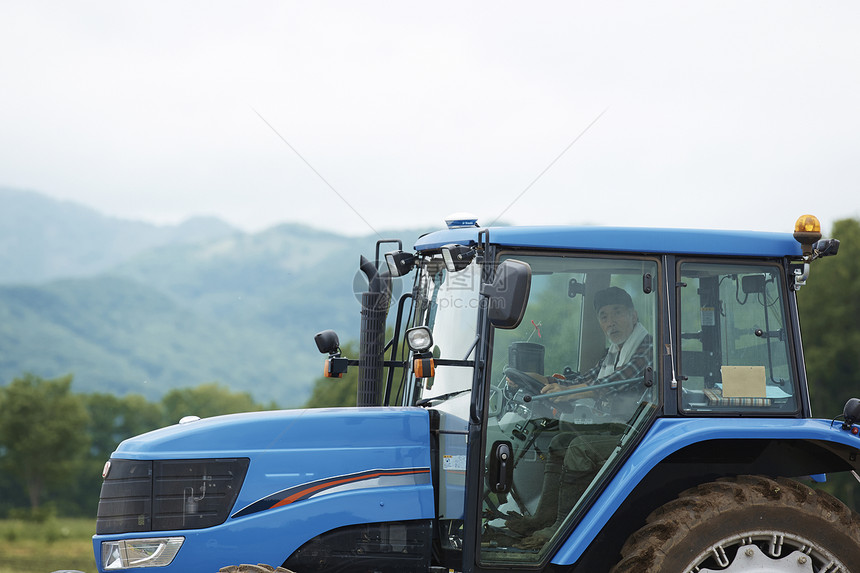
<box><xmin>610</xmin><ymin>475</ymin><xmax>860</xmax><ymax>573</ymax></box>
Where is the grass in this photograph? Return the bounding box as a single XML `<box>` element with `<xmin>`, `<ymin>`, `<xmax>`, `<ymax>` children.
<box><xmin>0</xmin><ymin>518</ymin><xmax>96</xmax><ymax>573</ymax></box>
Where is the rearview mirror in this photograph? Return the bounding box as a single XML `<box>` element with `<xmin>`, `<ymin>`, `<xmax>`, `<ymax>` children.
<box><xmin>481</xmin><ymin>259</ymin><xmax>531</xmax><ymax>329</ymax></box>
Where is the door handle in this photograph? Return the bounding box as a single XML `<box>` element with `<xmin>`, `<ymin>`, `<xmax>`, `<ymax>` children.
<box><xmin>489</xmin><ymin>440</ymin><xmax>513</xmax><ymax>494</ymax></box>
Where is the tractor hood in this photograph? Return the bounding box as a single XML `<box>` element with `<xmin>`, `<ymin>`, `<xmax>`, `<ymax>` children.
<box><xmin>110</xmin><ymin>406</ymin><xmax>434</xmax><ymax>526</ymax></box>
<box><xmin>113</xmin><ymin>406</ymin><xmax>430</xmax><ymax>459</ymax></box>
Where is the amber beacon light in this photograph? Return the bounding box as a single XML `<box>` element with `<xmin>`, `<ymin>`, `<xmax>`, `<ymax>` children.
<box><xmin>793</xmin><ymin>214</ymin><xmax>822</xmax><ymax>256</ymax></box>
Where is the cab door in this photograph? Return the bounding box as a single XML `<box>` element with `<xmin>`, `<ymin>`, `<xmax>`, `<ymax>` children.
<box><xmin>470</xmin><ymin>253</ymin><xmax>661</xmax><ymax>571</ymax></box>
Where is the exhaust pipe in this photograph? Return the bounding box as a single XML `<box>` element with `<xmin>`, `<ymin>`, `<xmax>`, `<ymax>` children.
<box><xmin>357</xmin><ymin>255</ymin><xmax>391</xmax><ymax>407</ymax></box>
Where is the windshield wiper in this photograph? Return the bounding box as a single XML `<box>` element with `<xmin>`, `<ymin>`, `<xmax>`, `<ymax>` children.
<box><xmin>416</xmin><ymin>389</ymin><xmax>471</xmax><ymax>407</ymax></box>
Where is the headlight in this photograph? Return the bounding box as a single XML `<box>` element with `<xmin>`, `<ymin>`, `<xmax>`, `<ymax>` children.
<box><xmin>406</xmin><ymin>326</ymin><xmax>433</xmax><ymax>353</ymax></box>
<box><xmin>101</xmin><ymin>537</ymin><xmax>184</xmax><ymax>569</ymax></box>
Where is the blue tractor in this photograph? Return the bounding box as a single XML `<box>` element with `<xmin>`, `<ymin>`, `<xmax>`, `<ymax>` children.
<box><xmin>94</xmin><ymin>215</ymin><xmax>860</xmax><ymax>572</ymax></box>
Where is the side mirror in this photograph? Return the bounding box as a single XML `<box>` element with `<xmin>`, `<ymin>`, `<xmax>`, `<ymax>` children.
<box><xmin>843</xmin><ymin>398</ymin><xmax>860</xmax><ymax>428</ymax></box>
<box><xmin>480</xmin><ymin>259</ymin><xmax>531</xmax><ymax>329</ymax></box>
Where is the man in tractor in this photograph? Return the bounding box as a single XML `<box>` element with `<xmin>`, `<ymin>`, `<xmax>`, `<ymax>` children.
<box><xmin>505</xmin><ymin>286</ymin><xmax>654</xmax><ymax>549</ymax></box>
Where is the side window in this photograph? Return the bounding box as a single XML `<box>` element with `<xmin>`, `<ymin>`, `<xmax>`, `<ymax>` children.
<box><xmin>678</xmin><ymin>262</ymin><xmax>797</xmax><ymax>413</ymax></box>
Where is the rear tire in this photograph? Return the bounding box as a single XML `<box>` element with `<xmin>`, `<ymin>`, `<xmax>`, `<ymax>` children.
<box><xmin>610</xmin><ymin>475</ymin><xmax>860</xmax><ymax>573</ymax></box>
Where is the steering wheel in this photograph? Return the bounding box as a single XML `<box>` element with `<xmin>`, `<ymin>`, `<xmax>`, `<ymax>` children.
<box><xmin>503</xmin><ymin>367</ymin><xmax>547</xmax><ymax>396</ymax></box>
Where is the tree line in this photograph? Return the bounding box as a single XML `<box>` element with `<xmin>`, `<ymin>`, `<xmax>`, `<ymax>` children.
<box><xmin>796</xmin><ymin>217</ymin><xmax>860</xmax><ymax>510</ymax></box>
<box><xmin>2</xmin><ymin>218</ymin><xmax>859</xmax><ymax>518</ymax></box>
<box><xmin>0</xmin><ymin>375</ymin><xmax>275</xmax><ymax>518</ymax></box>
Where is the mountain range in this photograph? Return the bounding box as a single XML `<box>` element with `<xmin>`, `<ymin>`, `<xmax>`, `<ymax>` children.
<box><xmin>0</xmin><ymin>187</ymin><xmax>426</xmax><ymax>406</ymax></box>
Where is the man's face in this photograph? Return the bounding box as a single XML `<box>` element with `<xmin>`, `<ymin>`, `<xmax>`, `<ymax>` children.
<box><xmin>597</xmin><ymin>304</ymin><xmax>637</xmax><ymax>345</ymax></box>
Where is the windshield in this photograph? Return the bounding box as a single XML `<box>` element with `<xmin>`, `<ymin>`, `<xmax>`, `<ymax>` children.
<box><xmin>411</xmin><ymin>256</ymin><xmax>481</xmax><ymax>404</ymax></box>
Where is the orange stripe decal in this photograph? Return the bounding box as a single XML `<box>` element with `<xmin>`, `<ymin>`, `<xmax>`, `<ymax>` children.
<box><xmin>231</xmin><ymin>468</ymin><xmax>431</xmax><ymax>519</ymax></box>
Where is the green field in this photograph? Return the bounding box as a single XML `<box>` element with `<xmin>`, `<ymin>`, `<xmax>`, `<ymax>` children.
<box><xmin>0</xmin><ymin>518</ymin><xmax>96</xmax><ymax>573</ymax></box>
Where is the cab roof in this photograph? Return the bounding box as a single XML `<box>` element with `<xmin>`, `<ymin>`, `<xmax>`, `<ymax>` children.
<box><xmin>414</xmin><ymin>226</ymin><xmax>803</xmax><ymax>258</ymax></box>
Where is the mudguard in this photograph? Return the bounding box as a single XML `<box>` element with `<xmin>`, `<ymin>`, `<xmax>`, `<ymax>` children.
<box><xmin>551</xmin><ymin>416</ymin><xmax>860</xmax><ymax>565</ymax></box>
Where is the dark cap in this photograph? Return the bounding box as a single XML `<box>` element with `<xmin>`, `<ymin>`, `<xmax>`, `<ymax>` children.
<box><xmin>593</xmin><ymin>286</ymin><xmax>633</xmax><ymax>311</ymax></box>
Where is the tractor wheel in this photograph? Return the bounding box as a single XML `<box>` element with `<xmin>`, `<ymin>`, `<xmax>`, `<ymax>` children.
<box><xmin>610</xmin><ymin>475</ymin><xmax>860</xmax><ymax>573</ymax></box>
<box><xmin>217</xmin><ymin>565</ymin><xmax>294</xmax><ymax>573</ymax></box>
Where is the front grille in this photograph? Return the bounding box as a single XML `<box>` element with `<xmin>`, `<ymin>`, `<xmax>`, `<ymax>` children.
<box><xmin>96</xmin><ymin>458</ymin><xmax>249</xmax><ymax>535</ymax></box>
<box><xmin>96</xmin><ymin>459</ymin><xmax>153</xmax><ymax>533</ymax></box>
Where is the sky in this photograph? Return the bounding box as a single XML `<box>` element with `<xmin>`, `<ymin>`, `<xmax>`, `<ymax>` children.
<box><xmin>1</xmin><ymin>1</ymin><xmax>859</xmax><ymax>237</ymax></box>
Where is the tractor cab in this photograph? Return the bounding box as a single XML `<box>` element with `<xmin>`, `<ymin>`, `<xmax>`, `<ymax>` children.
<box><xmin>309</xmin><ymin>214</ymin><xmax>856</xmax><ymax>573</ymax></box>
